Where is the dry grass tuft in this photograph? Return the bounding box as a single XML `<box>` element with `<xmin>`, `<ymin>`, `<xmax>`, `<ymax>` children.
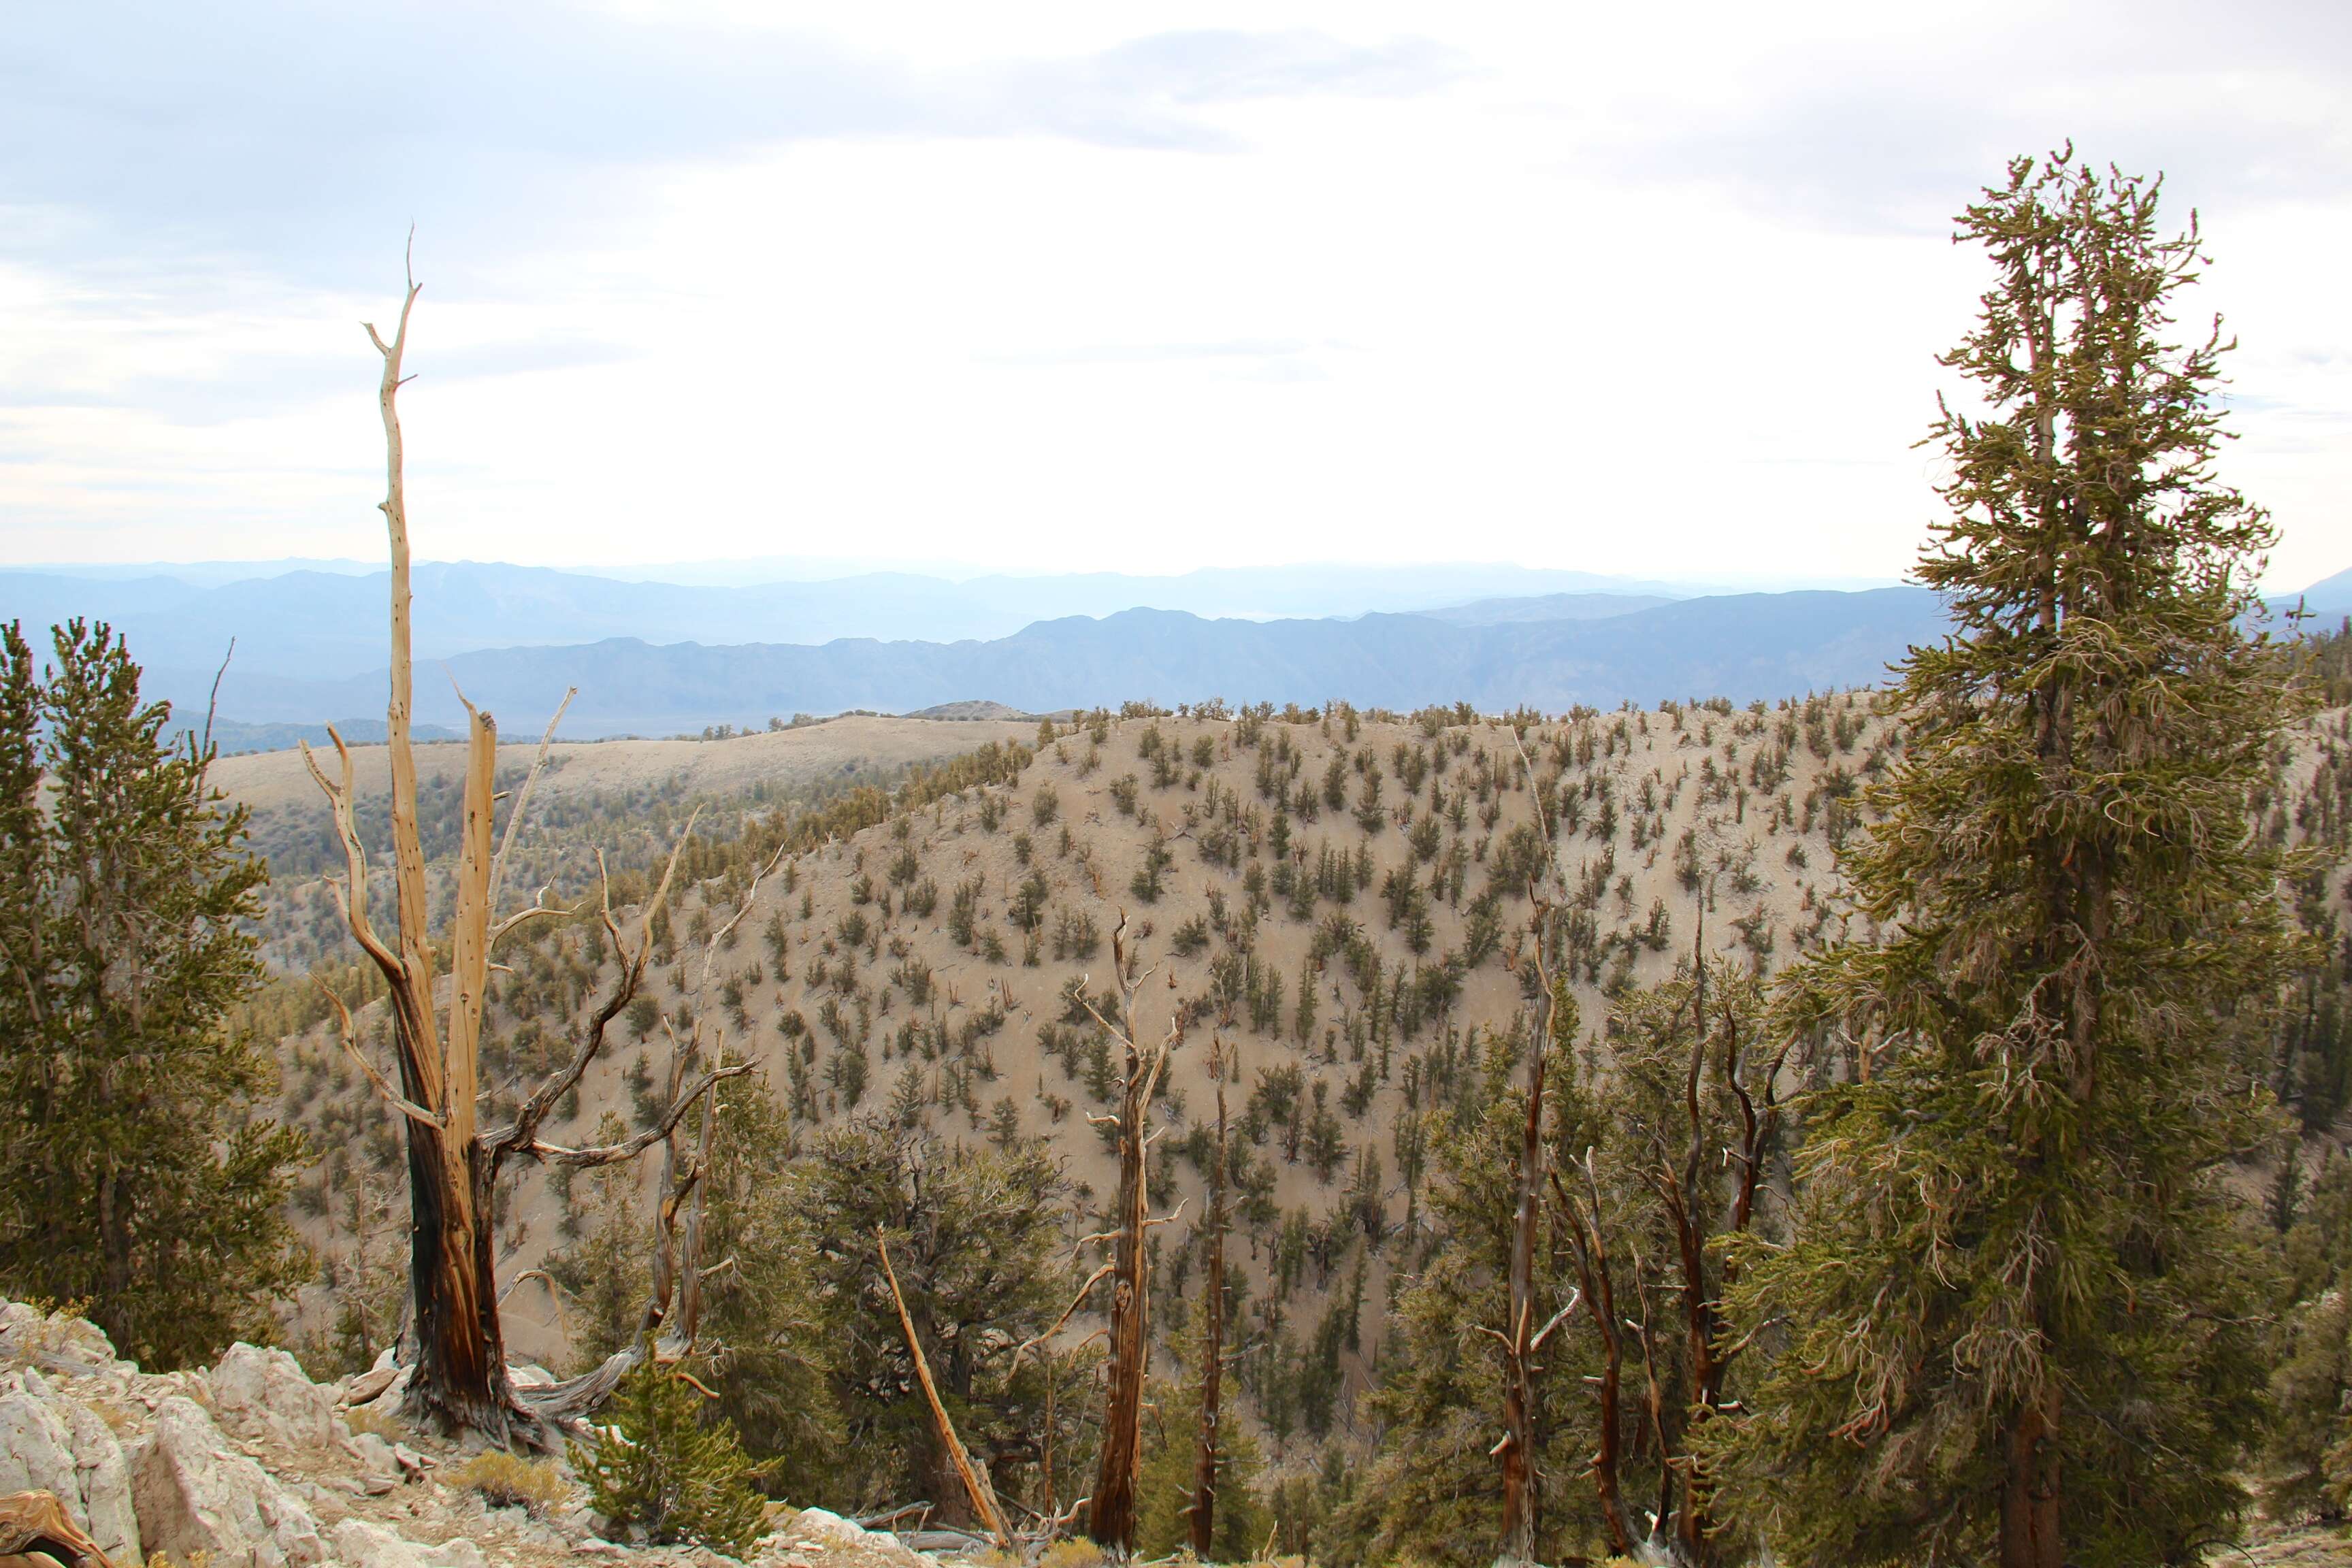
<box><xmin>445</xmin><ymin>1449</ymin><xmax>570</xmax><ymax>1517</ymax></box>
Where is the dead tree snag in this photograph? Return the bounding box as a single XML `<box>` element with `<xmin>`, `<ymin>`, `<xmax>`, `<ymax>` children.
<box><xmin>1185</xmin><ymin>1031</ymin><xmax>1232</xmax><ymax>1558</ymax></box>
<box><xmin>307</xmin><ymin>257</ymin><xmax>745</xmax><ymax>1445</ymax></box>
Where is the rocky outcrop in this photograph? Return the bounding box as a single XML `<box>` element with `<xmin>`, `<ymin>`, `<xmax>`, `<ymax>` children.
<box><xmin>52</xmin><ymin>1387</ymin><xmax>140</xmax><ymax>1564</ymax></box>
<box><xmin>331</xmin><ymin>1518</ymin><xmax>491</xmax><ymax>1568</ymax></box>
<box><xmin>131</xmin><ymin>1395</ymin><xmax>329</xmax><ymax>1568</ymax></box>
<box><xmin>751</xmin><ymin>1508</ymin><xmax>940</xmax><ymax>1568</ymax></box>
<box><xmin>212</xmin><ymin>1342</ymin><xmax>338</xmax><ymax>1448</ymax></box>
<box><xmin>0</xmin><ymin>1370</ymin><xmax>139</xmax><ymax>1563</ymax></box>
<box><xmin>0</xmin><ymin>1303</ymin><xmax>130</xmax><ymax>1379</ymax></box>
<box><xmin>0</xmin><ymin>1298</ymin><xmax>961</xmax><ymax>1568</ymax></box>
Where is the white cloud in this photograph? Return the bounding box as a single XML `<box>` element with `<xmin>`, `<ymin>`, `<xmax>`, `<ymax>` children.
<box><xmin>0</xmin><ymin>0</ymin><xmax>2345</xmax><ymax>589</ymax></box>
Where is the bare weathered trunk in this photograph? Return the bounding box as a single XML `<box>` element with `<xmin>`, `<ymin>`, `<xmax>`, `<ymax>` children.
<box><xmin>1999</xmin><ymin>1384</ymin><xmax>2063</xmax><ymax>1568</ymax></box>
<box><xmin>1556</xmin><ymin>1154</ymin><xmax>1633</xmax><ymax>1559</ymax></box>
<box><xmin>307</xmin><ymin>261</ymin><xmax>734</xmax><ymax>1446</ymax></box>
<box><xmin>1092</xmin><ymin>1048</ymin><xmax>1152</xmax><ymax>1553</ymax></box>
<box><xmin>303</xmin><ymin>262</ymin><xmax>519</xmax><ymax>1437</ymax></box>
<box><xmin>398</xmin><ymin>699</ymin><xmax>519</xmax><ymax>1435</ymax></box>
<box><xmin>881</xmin><ymin>1238</ymin><xmax>1013</xmax><ymax>1548</ymax></box>
<box><xmin>1667</xmin><ymin>947</ymin><xmax>1718</xmax><ymax>1567</ymax></box>
<box><xmin>404</xmin><ymin>1120</ymin><xmax>516</xmax><ymax>1434</ymax></box>
<box><xmin>1496</xmin><ymin>1026</ymin><xmax>1544</xmax><ymax>1568</ymax></box>
<box><xmin>1086</xmin><ymin>915</ymin><xmax>1174</xmax><ymax>1557</ymax></box>
<box><xmin>1188</xmin><ymin>1035</ymin><xmax>1230</xmax><ymax>1560</ymax></box>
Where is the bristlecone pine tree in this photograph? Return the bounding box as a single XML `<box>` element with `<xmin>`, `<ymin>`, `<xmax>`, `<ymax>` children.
<box><xmin>0</xmin><ymin>620</ymin><xmax>307</xmax><ymax>1369</ymax></box>
<box><xmin>310</xmin><ymin>261</ymin><xmax>742</xmax><ymax>1444</ymax></box>
<box><xmin>1710</xmin><ymin>148</ymin><xmax>2302</xmax><ymax>1568</ymax></box>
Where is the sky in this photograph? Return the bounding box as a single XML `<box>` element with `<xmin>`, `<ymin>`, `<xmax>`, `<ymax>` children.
<box><xmin>2</xmin><ymin>0</ymin><xmax>2348</xmax><ymax>589</ymax></box>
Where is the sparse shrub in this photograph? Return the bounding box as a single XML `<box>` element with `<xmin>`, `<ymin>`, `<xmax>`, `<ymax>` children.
<box><xmin>1171</xmin><ymin>914</ymin><xmax>1211</xmax><ymax>957</ymax></box>
<box><xmin>448</xmin><ymin>1450</ymin><xmax>569</xmax><ymax>1518</ymax></box>
<box><xmin>1037</xmin><ymin>1538</ymin><xmax>1108</xmax><ymax>1568</ymax></box>
<box><xmin>342</xmin><ymin>1401</ymin><xmax>399</xmax><ymax>1439</ymax></box>
<box><xmin>1130</xmin><ymin>832</ymin><xmax>1173</xmax><ymax>904</ymax></box>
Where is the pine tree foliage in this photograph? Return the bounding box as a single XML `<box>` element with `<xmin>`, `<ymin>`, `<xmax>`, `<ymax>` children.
<box><xmin>687</xmin><ymin>1075</ymin><xmax>844</xmax><ymax>1503</ymax></box>
<box><xmin>545</xmin><ymin>1112</ymin><xmax>655</xmax><ymax>1371</ymax></box>
<box><xmin>0</xmin><ymin>620</ymin><xmax>307</xmax><ymax>1369</ymax></box>
<box><xmin>1326</xmin><ymin>1019</ymin><xmax>1595</xmax><ymax>1568</ymax></box>
<box><xmin>1708</xmin><ymin>150</ymin><xmax>2303</xmax><ymax>1568</ymax></box>
<box><xmin>1137</xmin><ymin>1296</ymin><xmax>1271</xmax><ymax>1563</ymax></box>
<box><xmin>574</xmin><ymin>1358</ymin><xmax>768</xmax><ymax>1554</ymax></box>
<box><xmin>2262</xmin><ymin>1153</ymin><xmax>2352</xmax><ymax>1520</ymax></box>
<box><xmin>1334</xmin><ymin>964</ymin><xmax>1772</xmax><ymax>1568</ymax></box>
<box><xmin>774</xmin><ymin>1116</ymin><xmax>1075</xmax><ymax>1516</ymax></box>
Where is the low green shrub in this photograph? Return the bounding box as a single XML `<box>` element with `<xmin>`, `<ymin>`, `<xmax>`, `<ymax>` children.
<box><xmin>570</xmin><ymin>1361</ymin><xmax>766</xmax><ymax>1554</ymax></box>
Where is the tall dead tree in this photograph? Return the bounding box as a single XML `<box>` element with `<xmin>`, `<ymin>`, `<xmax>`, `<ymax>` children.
<box><xmin>1185</xmin><ymin>1032</ymin><xmax>1232</xmax><ymax>1558</ymax></box>
<box><xmin>1551</xmin><ymin>1151</ymin><xmax>1633</xmax><ymax>1558</ymax></box>
<box><xmin>308</xmin><ymin>261</ymin><xmax>745</xmax><ymax>1443</ymax></box>
<box><xmin>1486</xmin><ymin>731</ymin><xmax>1580</xmax><ymax>1568</ymax></box>
<box><xmin>1546</xmin><ymin>920</ymin><xmax>1788</xmax><ymax>1565</ymax></box>
<box><xmin>1020</xmin><ymin>915</ymin><xmax>1179</xmax><ymax>1556</ymax></box>
<box><xmin>1656</xmin><ymin>937</ymin><xmax>1786</xmax><ymax>1562</ymax></box>
<box><xmin>1488</xmin><ymin>897</ymin><xmax>1579</xmax><ymax>1568</ymax></box>
<box><xmin>1085</xmin><ymin>915</ymin><xmax>1179</xmax><ymax>1554</ymax></box>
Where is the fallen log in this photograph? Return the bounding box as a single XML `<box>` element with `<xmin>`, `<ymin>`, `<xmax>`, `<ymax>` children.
<box><xmin>0</xmin><ymin>1490</ymin><xmax>112</xmax><ymax>1568</ymax></box>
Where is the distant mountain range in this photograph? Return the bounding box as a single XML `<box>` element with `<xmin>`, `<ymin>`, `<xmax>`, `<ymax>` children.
<box><xmin>0</xmin><ymin>560</ymin><xmax>1696</xmax><ymax>679</ymax></box>
<box><xmin>135</xmin><ymin>588</ymin><xmax>1944</xmax><ymax>739</ymax></box>
<box><xmin>3</xmin><ymin>558</ymin><xmax>2339</xmax><ymax>746</ymax></box>
<box><xmin>2292</xmin><ymin>567</ymin><xmax>2352</xmax><ymax>619</ymax></box>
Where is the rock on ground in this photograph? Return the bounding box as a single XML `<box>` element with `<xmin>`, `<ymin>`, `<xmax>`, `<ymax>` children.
<box><xmin>213</xmin><ymin>1342</ymin><xmax>339</xmax><ymax>1448</ymax></box>
<box><xmin>334</xmin><ymin>1516</ymin><xmax>493</xmax><ymax>1568</ymax></box>
<box><xmin>0</xmin><ymin>1303</ymin><xmax>128</xmax><ymax>1377</ymax></box>
<box><xmin>751</xmin><ymin>1507</ymin><xmax>938</xmax><ymax>1568</ymax></box>
<box><xmin>131</xmin><ymin>1394</ymin><xmax>330</xmax><ymax>1568</ymax></box>
<box><xmin>0</xmin><ymin>1369</ymin><xmax>139</xmax><ymax>1563</ymax></box>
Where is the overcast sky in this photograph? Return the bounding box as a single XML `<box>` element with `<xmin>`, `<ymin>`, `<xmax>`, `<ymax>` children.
<box><xmin>3</xmin><ymin>0</ymin><xmax>2347</xmax><ymax>587</ymax></box>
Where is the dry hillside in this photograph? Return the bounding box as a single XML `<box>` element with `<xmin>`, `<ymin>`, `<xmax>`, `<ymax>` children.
<box><xmin>258</xmin><ymin>696</ymin><xmax>1897</xmax><ymax>1387</ymax></box>
<box><xmin>249</xmin><ymin>691</ymin><xmax>2352</xmax><ymax>1459</ymax></box>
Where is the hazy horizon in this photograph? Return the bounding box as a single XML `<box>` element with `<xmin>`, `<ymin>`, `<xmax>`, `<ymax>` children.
<box><xmin>4</xmin><ymin>1</ymin><xmax>2347</xmax><ymax>587</ymax></box>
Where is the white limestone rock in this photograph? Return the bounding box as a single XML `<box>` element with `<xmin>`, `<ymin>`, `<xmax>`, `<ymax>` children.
<box><xmin>131</xmin><ymin>1394</ymin><xmax>329</xmax><ymax>1568</ymax></box>
<box><xmin>0</xmin><ymin>1301</ymin><xmax>122</xmax><ymax>1373</ymax></box>
<box><xmin>757</xmin><ymin>1507</ymin><xmax>933</xmax><ymax>1568</ymax></box>
<box><xmin>0</xmin><ymin>1378</ymin><xmax>81</xmax><ymax>1511</ymax></box>
<box><xmin>332</xmin><ymin>1519</ymin><xmax>494</xmax><ymax>1568</ymax></box>
<box><xmin>53</xmin><ymin>1384</ymin><xmax>140</xmax><ymax>1564</ymax></box>
<box><xmin>0</xmin><ymin>1369</ymin><xmax>142</xmax><ymax>1564</ymax></box>
<box><xmin>211</xmin><ymin>1342</ymin><xmax>337</xmax><ymax>1447</ymax></box>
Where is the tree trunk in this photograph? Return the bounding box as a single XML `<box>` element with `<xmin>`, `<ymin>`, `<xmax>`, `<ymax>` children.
<box><xmin>1557</xmin><ymin>1158</ymin><xmax>1633</xmax><ymax>1560</ymax></box>
<box><xmin>402</xmin><ymin>1122</ymin><xmax>518</xmax><ymax>1436</ymax></box>
<box><xmin>1999</xmin><ymin>1385</ymin><xmax>2062</xmax><ymax>1568</ymax></box>
<box><xmin>1496</xmin><ymin>1036</ymin><xmax>1545</xmax><ymax>1567</ymax></box>
<box><xmin>1088</xmin><ymin>919</ymin><xmax>1167</xmax><ymax>1557</ymax></box>
<box><xmin>1090</xmin><ymin>1040</ymin><xmax>1152</xmax><ymax>1554</ymax></box>
<box><xmin>1188</xmin><ymin>1037</ymin><xmax>1230</xmax><ymax>1560</ymax></box>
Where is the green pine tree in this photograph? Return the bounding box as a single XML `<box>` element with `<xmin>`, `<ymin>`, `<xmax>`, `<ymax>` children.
<box><xmin>689</xmin><ymin>1073</ymin><xmax>845</xmax><ymax>1502</ymax></box>
<box><xmin>1137</xmin><ymin>1296</ymin><xmax>1271</xmax><ymax>1563</ymax></box>
<box><xmin>574</xmin><ymin>1358</ymin><xmax>768</xmax><ymax>1553</ymax></box>
<box><xmin>544</xmin><ymin>1112</ymin><xmax>654</xmax><ymax>1373</ymax></box>
<box><xmin>0</xmin><ymin>621</ymin><xmax>307</xmax><ymax>1369</ymax></box>
<box><xmin>1709</xmin><ymin>150</ymin><xmax>2302</xmax><ymax>1568</ymax></box>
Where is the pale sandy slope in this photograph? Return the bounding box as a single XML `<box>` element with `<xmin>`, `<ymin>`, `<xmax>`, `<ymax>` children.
<box><xmin>212</xmin><ymin>714</ymin><xmax>1037</xmax><ymax>815</ymax></box>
